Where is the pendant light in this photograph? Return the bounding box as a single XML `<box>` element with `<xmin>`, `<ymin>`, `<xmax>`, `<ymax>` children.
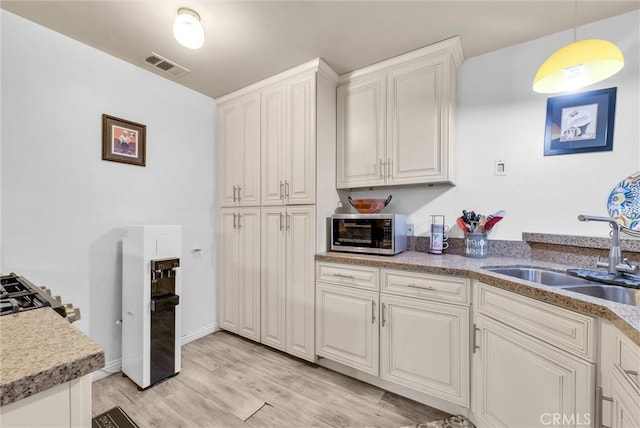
<box><xmin>533</xmin><ymin>0</ymin><xmax>624</xmax><ymax>94</ymax></box>
<box><xmin>173</xmin><ymin>7</ymin><xmax>204</xmax><ymax>49</ymax></box>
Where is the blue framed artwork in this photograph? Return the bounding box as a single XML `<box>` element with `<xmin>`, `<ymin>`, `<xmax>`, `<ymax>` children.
<box><xmin>544</xmin><ymin>87</ymin><xmax>617</xmax><ymax>156</ymax></box>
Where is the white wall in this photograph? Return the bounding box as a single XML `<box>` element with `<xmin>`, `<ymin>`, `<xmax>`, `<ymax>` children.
<box><xmin>0</xmin><ymin>10</ymin><xmax>217</xmax><ymax>365</ymax></box>
<box><xmin>354</xmin><ymin>10</ymin><xmax>640</xmax><ymax>241</ymax></box>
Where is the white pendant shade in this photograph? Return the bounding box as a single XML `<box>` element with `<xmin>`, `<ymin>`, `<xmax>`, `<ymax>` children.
<box><xmin>173</xmin><ymin>8</ymin><xmax>204</xmax><ymax>50</ymax></box>
<box><xmin>533</xmin><ymin>39</ymin><xmax>624</xmax><ymax>94</ymax></box>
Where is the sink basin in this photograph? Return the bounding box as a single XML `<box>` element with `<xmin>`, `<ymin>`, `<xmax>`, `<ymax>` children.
<box><xmin>560</xmin><ymin>284</ymin><xmax>640</xmax><ymax>306</ymax></box>
<box><xmin>483</xmin><ymin>266</ymin><xmax>640</xmax><ymax>306</ymax></box>
<box><xmin>483</xmin><ymin>267</ymin><xmax>594</xmax><ymax>287</ymax></box>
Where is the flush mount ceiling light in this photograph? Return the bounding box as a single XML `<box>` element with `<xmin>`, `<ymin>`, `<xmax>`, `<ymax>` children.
<box><xmin>532</xmin><ymin>1</ymin><xmax>624</xmax><ymax>94</ymax></box>
<box><xmin>173</xmin><ymin>7</ymin><xmax>204</xmax><ymax>49</ymax></box>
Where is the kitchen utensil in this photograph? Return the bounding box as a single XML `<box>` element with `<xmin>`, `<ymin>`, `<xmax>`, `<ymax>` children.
<box><xmin>607</xmin><ymin>171</ymin><xmax>640</xmax><ymax>230</ymax></box>
<box><xmin>347</xmin><ymin>195</ymin><xmax>392</xmax><ymax>214</ymax></box>
<box><xmin>484</xmin><ymin>215</ymin><xmax>503</xmax><ymax>230</ymax></box>
<box><xmin>478</xmin><ymin>215</ymin><xmax>487</xmax><ymax>232</ymax></box>
<box><xmin>456</xmin><ymin>217</ymin><xmax>469</xmax><ymax>233</ymax></box>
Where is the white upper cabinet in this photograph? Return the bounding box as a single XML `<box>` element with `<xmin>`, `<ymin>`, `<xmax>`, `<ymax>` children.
<box><xmin>262</xmin><ymin>71</ymin><xmax>317</xmax><ymax>206</ymax></box>
<box><xmin>218</xmin><ymin>91</ymin><xmax>261</xmax><ymax>207</ymax></box>
<box><xmin>337</xmin><ymin>37</ymin><xmax>463</xmax><ymax>189</ymax></box>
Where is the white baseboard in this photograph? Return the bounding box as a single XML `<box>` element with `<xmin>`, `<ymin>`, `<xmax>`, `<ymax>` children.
<box><xmin>181</xmin><ymin>321</ymin><xmax>219</xmax><ymax>346</ymax></box>
<box><xmin>92</xmin><ymin>322</ymin><xmax>219</xmax><ymax>382</ymax></box>
<box><xmin>92</xmin><ymin>358</ymin><xmax>122</xmax><ymax>382</ymax></box>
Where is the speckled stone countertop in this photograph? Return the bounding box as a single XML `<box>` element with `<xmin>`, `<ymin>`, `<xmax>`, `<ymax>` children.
<box><xmin>316</xmin><ymin>251</ymin><xmax>640</xmax><ymax>346</ymax></box>
<box><xmin>0</xmin><ymin>308</ymin><xmax>105</xmax><ymax>406</ymax></box>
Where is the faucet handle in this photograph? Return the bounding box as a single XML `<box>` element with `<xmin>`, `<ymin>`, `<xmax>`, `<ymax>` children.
<box><xmin>615</xmin><ymin>259</ymin><xmax>640</xmax><ymax>275</ymax></box>
<box><xmin>596</xmin><ymin>255</ymin><xmax>609</xmax><ymax>270</ymax></box>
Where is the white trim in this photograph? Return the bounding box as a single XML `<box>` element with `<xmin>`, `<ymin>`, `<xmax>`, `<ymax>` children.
<box><xmin>338</xmin><ymin>36</ymin><xmax>464</xmax><ymax>85</ymax></box>
<box><xmin>90</xmin><ymin>322</ymin><xmax>219</xmax><ymax>382</ymax></box>
<box><xmin>181</xmin><ymin>321</ymin><xmax>219</xmax><ymax>346</ymax></box>
<box><xmin>216</xmin><ymin>58</ymin><xmax>338</xmax><ymax>103</ymax></box>
<box><xmin>92</xmin><ymin>358</ymin><xmax>122</xmax><ymax>382</ymax></box>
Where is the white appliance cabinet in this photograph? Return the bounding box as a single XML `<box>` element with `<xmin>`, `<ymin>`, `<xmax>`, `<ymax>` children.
<box><xmin>217</xmin><ymin>207</ymin><xmax>261</xmax><ymax>341</ymax></box>
<box><xmin>599</xmin><ymin>319</ymin><xmax>640</xmax><ymax>428</ymax></box>
<box><xmin>315</xmin><ymin>262</ymin><xmax>470</xmax><ymax>408</ymax></box>
<box><xmin>261</xmin><ymin>206</ymin><xmax>316</xmax><ymax>361</ymax></box>
<box><xmin>471</xmin><ymin>282</ymin><xmax>596</xmax><ymax>428</ymax></box>
<box><xmin>337</xmin><ymin>36</ymin><xmax>463</xmax><ymax>189</ymax></box>
<box><xmin>261</xmin><ymin>71</ymin><xmax>316</xmax><ymax>206</ymax></box>
<box><xmin>217</xmin><ymin>91</ymin><xmax>261</xmax><ymax>207</ymax></box>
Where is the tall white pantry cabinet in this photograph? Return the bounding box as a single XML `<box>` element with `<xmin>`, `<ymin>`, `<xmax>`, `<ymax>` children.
<box><xmin>216</xmin><ymin>58</ymin><xmax>339</xmax><ymax>362</ymax></box>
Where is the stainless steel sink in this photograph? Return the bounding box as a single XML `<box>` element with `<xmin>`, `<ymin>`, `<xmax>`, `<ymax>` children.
<box><xmin>483</xmin><ymin>266</ymin><xmax>640</xmax><ymax>306</ymax></box>
<box><xmin>483</xmin><ymin>267</ymin><xmax>594</xmax><ymax>287</ymax></box>
<box><xmin>560</xmin><ymin>284</ymin><xmax>640</xmax><ymax>306</ymax></box>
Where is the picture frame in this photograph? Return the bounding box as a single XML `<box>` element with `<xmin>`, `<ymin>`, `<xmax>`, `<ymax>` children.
<box><xmin>544</xmin><ymin>87</ymin><xmax>617</xmax><ymax>156</ymax></box>
<box><xmin>102</xmin><ymin>114</ymin><xmax>146</xmax><ymax>166</ymax></box>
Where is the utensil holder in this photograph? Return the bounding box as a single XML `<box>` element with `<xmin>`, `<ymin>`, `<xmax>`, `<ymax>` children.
<box><xmin>464</xmin><ymin>232</ymin><xmax>488</xmax><ymax>258</ymax></box>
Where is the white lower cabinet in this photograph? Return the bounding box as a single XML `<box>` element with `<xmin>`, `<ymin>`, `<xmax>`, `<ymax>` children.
<box><xmin>380</xmin><ymin>294</ymin><xmax>469</xmax><ymax>406</ymax></box>
<box><xmin>610</xmin><ymin>367</ymin><xmax>640</xmax><ymax>428</ymax></box>
<box><xmin>218</xmin><ymin>207</ymin><xmax>261</xmax><ymax>341</ymax></box>
<box><xmin>472</xmin><ymin>313</ymin><xmax>594</xmax><ymax>428</ymax></box>
<box><xmin>316</xmin><ymin>283</ymin><xmax>379</xmax><ymax>375</ymax></box>
<box><xmin>262</xmin><ymin>206</ymin><xmax>316</xmax><ymax>361</ymax></box>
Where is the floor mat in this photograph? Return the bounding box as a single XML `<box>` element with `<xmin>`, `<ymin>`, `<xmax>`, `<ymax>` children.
<box><xmin>92</xmin><ymin>406</ymin><xmax>139</xmax><ymax>428</ymax></box>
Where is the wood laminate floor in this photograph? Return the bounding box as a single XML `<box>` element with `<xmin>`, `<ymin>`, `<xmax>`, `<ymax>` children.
<box><xmin>92</xmin><ymin>331</ymin><xmax>451</xmax><ymax>428</ymax></box>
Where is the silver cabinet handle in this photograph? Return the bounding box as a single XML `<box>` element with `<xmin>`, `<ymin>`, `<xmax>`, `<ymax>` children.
<box><xmin>232</xmin><ymin>185</ymin><xmax>237</xmax><ymax>202</ymax></box>
<box><xmin>280</xmin><ymin>181</ymin><xmax>284</xmax><ymax>200</ymax></box>
<box><xmin>237</xmin><ymin>213</ymin><xmax>242</xmax><ymax>228</ymax></box>
<box><xmin>279</xmin><ymin>213</ymin><xmax>284</xmax><ymax>231</ymax></box>
<box><xmin>237</xmin><ymin>186</ymin><xmax>242</xmax><ymax>201</ymax></box>
<box><xmin>233</xmin><ymin>213</ymin><xmax>237</xmax><ymax>229</ymax></box>
<box><xmin>407</xmin><ymin>283</ymin><xmax>434</xmax><ymax>290</ymax></box>
<box><xmin>598</xmin><ymin>387</ymin><xmax>614</xmax><ymax>428</ymax></box>
<box><xmin>624</xmin><ymin>369</ymin><xmax>639</xmax><ymax>377</ymax></box>
<box><xmin>473</xmin><ymin>323</ymin><xmax>480</xmax><ymax>353</ymax></box>
<box><xmin>371</xmin><ymin>301</ymin><xmax>376</xmax><ymax>324</ymax></box>
<box><xmin>333</xmin><ymin>273</ymin><xmax>354</xmax><ymax>279</ymax></box>
<box><xmin>286</xmin><ymin>213</ymin><xmax>290</xmax><ymax>230</ymax></box>
<box><xmin>285</xmin><ymin>181</ymin><xmax>290</xmax><ymax>199</ymax></box>
<box><xmin>387</xmin><ymin>157</ymin><xmax>392</xmax><ymax>178</ymax></box>
<box><xmin>381</xmin><ymin>303</ymin><xmax>386</xmax><ymax>327</ymax></box>
<box><xmin>379</xmin><ymin>159</ymin><xmax>385</xmax><ymax>178</ymax></box>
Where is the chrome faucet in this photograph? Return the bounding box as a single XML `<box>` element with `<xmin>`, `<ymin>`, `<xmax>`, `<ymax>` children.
<box><xmin>578</xmin><ymin>215</ymin><xmax>639</xmax><ymax>276</ymax></box>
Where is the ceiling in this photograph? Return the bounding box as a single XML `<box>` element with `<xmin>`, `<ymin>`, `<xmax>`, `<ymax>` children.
<box><xmin>2</xmin><ymin>1</ymin><xmax>638</xmax><ymax>99</ymax></box>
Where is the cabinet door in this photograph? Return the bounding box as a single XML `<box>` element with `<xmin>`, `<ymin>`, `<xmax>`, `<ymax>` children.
<box><xmin>611</xmin><ymin>367</ymin><xmax>640</xmax><ymax>428</ymax></box>
<box><xmin>472</xmin><ymin>314</ymin><xmax>595</xmax><ymax>428</ymax></box>
<box><xmin>261</xmin><ymin>208</ymin><xmax>286</xmax><ymax>350</ymax></box>
<box><xmin>286</xmin><ymin>71</ymin><xmax>316</xmax><ymax>204</ymax></box>
<box><xmin>387</xmin><ymin>56</ymin><xmax>450</xmax><ymax>185</ymax></box>
<box><xmin>285</xmin><ymin>206</ymin><xmax>316</xmax><ymax>361</ymax></box>
<box><xmin>380</xmin><ymin>294</ymin><xmax>469</xmax><ymax>406</ymax></box>
<box><xmin>336</xmin><ymin>74</ymin><xmax>386</xmax><ymax>189</ymax></box>
<box><xmin>237</xmin><ymin>208</ymin><xmax>261</xmax><ymax>341</ymax></box>
<box><xmin>218</xmin><ymin>209</ymin><xmax>239</xmax><ymax>332</ymax></box>
<box><xmin>316</xmin><ymin>283</ymin><xmax>379</xmax><ymax>375</ymax></box>
<box><xmin>261</xmin><ymin>83</ymin><xmax>286</xmax><ymax>206</ymax></box>
<box><xmin>239</xmin><ymin>93</ymin><xmax>261</xmax><ymax>206</ymax></box>
<box><xmin>218</xmin><ymin>101</ymin><xmax>240</xmax><ymax>207</ymax></box>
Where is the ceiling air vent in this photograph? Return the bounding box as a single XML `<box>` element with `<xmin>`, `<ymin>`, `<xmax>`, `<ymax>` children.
<box><xmin>144</xmin><ymin>52</ymin><xmax>190</xmax><ymax>78</ymax></box>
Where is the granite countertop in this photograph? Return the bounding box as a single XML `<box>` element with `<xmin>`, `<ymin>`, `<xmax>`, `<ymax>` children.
<box><xmin>0</xmin><ymin>308</ymin><xmax>105</xmax><ymax>407</ymax></box>
<box><xmin>315</xmin><ymin>251</ymin><xmax>640</xmax><ymax>346</ymax></box>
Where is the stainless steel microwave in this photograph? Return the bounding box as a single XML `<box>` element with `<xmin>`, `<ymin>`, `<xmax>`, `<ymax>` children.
<box><xmin>331</xmin><ymin>214</ymin><xmax>407</xmax><ymax>255</ymax></box>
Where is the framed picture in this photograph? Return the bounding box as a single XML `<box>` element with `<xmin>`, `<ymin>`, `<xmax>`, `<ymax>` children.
<box><xmin>544</xmin><ymin>87</ymin><xmax>617</xmax><ymax>156</ymax></box>
<box><xmin>102</xmin><ymin>114</ymin><xmax>146</xmax><ymax>166</ymax></box>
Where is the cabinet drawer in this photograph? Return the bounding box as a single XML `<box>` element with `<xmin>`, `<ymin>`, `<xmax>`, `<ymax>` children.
<box><xmin>475</xmin><ymin>282</ymin><xmax>596</xmax><ymax>362</ymax></box>
<box><xmin>316</xmin><ymin>262</ymin><xmax>379</xmax><ymax>291</ymax></box>
<box><xmin>381</xmin><ymin>269</ymin><xmax>469</xmax><ymax>305</ymax></box>
<box><xmin>615</xmin><ymin>331</ymin><xmax>640</xmax><ymax>391</ymax></box>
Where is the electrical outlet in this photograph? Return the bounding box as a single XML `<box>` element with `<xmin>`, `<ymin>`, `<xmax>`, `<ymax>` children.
<box><xmin>406</xmin><ymin>224</ymin><xmax>415</xmax><ymax>236</ymax></box>
<box><xmin>494</xmin><ymin>160</ymin><xmax>506</xmax><ymax>176</ymax></box>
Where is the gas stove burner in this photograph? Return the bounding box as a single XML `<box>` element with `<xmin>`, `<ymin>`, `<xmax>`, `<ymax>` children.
<box><xmin>0</xmin><ymin>273</ymin><xmax>80</xmax><ymax>322</ymax></box>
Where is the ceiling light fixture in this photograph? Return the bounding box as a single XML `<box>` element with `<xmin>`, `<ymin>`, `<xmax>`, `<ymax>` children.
<box><xmin>173</xmin><ymin>7</ymin><xmax>204</xmax><ymax>50</ymax></box>
<box><xmin>532</xmin><ymin>0</ymin><xmax>624</xmax><ymax>94</ymax></box>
